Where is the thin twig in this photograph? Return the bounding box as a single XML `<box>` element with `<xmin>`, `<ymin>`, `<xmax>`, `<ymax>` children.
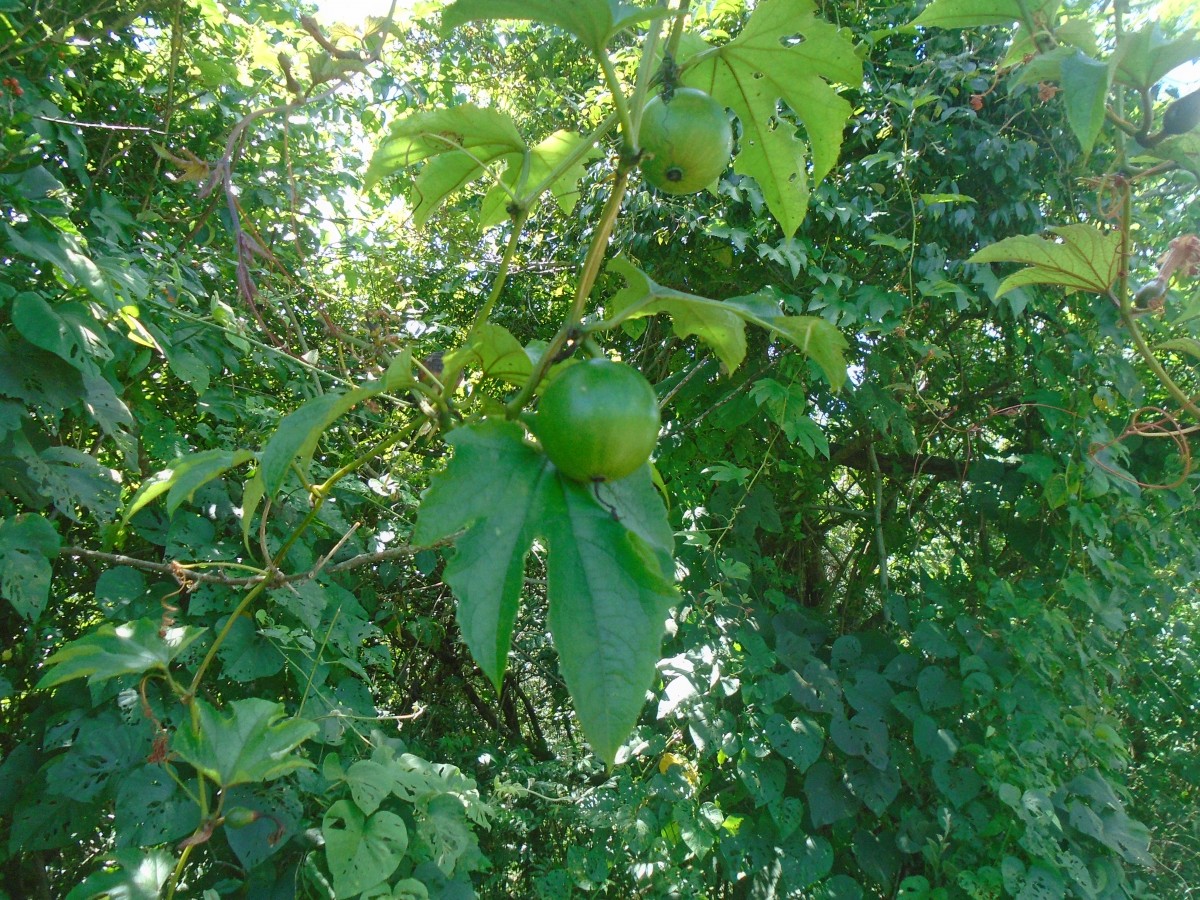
<box><xmin>34</xmin><ymin>115</ymin><xmax>166</xmax><ymax>133</ymax></box>
<box><xmin>58</xmin><ymin>540</ymin><xmax>426</xmax><ymax>588</ymax></box>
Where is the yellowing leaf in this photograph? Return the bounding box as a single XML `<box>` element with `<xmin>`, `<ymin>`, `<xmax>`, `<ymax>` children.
<box><xmin>606</xmin><ymin>258</ymin><xmax>848</xmax><ymax>388</ymax></box>
<box><xmin>659</xmin><ymin>752</ymin><xmax>700</xmax><ymax>785</ymax></box>
<box><xmin>968</xmin><ymin>225</ymin><xmax>1121</xmax><ymax>297</ymax></box>
<box><xmin>117</xmin><ymin>305</ymin><xmax>163</xmax><ymax>353</ymax></box>
<box><xmin>365</xmin><ymin>105</ymin><xmax>526</xmax><ymax>224</ymax></box>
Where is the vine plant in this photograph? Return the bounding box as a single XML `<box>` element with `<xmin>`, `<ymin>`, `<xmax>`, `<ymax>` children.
<box><xmin>20</xmin><ymin>0</ymin><xmax>856</xmax><ymax>893</ymax></box>
<box><xmin>6</xmin><ymin>0</ymin><xmax>1199</xmax><ymax>895</ymax></box>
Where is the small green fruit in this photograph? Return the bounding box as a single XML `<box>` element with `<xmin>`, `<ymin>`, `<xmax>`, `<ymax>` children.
<box><xmin>534</xmin><ymin>359</ymin><xmax>660</xmax><ymax>483</ymax></box>
<box><xmin>223</xmin><ymin>807</ymin><xmax>260</xmax><ymax>829</ymax></box>
<box><xmin>640</xmin><ymin>88</ymin><xmax>733</xmax><ymax>195</ymax></box>
<box><xmin>1162</xmin><ymin>87</ymin><xmax>1200</xmax><ymax>137</ymax></box>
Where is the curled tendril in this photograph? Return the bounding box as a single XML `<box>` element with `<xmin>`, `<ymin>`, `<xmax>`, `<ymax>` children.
<box><xmin>1090</xmin><ymin>406</ymin><xmax>1194</xmax><ymax>491</ymax></box>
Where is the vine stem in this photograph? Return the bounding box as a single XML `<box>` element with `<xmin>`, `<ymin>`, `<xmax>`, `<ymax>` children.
<box><xmin>499</xmin><ymin>16</ymin><xmax>673</xmax><ymax>415</ymax></box>
<box><xmin>627</xmin><ymin>2</ymin><xmax>670</xmax><ymax>140</ymax></box>
<box><xmin>505</xmin><ymin>166</ymin><xmax>633</xmax><ymax>416</ymax></box>
<box><xmin>441</xmin><ymin>207</ymin><xmax>530</xmax><ymax>397</ymax></box>
<box><xmin>1118</xmin><ymin>299</ymin><xmax>1200</xmax><ymax>421</ymax></box>
<box><xmin>662</xmin><ymin>0</ymin><xmax>691</xmax><ymax>61</ymax></box>
<box><xmin>865</xmin><ymin>439</ymin><xmax>889</xmax><ymax>595</ymax></box>
<box><xmin>1110</xmin><ymin>147</ymin><xmax>1200</xmax><ymax>421</ymax></box>
<box><xmin>598</xmin><ymin>52</ymin><xmax>635</xmax><ymax>149</ymax></box>
<box><xmin>315</xmin><ymin>420</ymin><xmax>421</xmax><ymax>494</ymax></box>
<box><xmin>185</xmin><ymin>417</ymin><xmax>423</xmax><ymax>702</ymax></box>
<box><xmin>164</xmin><ymin>843</ymin><xmax>195</xmax><ymax>900</ymax></box>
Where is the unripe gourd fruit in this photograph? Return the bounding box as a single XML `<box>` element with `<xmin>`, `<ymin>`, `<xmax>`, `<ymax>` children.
<box><xmin>533</xmin><ymin>359</ymin><xmax>661</xmax><ymax>483</ymax></box>
<box><xmin>639</xmin><ymin>87</ymin><xmax>733</xmax><ymax>195</ymax></box>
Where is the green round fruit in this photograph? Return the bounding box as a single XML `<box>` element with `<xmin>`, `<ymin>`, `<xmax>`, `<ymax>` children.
<box><xmin>535</xmin><ymin>358</ymin><xmax>661</xmax><ymax>483</ymax></box>
<box><xmin>222</xmin><ymin>807</ymin><xmax>259</xmax><ymax>829</ymax></box>
<box><xmin>639</xmin><ymin>87</ymin><xmax>733</xmax><ymax>195</ymax></box>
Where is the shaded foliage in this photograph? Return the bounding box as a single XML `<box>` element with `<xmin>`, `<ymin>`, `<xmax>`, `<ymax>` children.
<box><xmin>1</xmin><ymin>0</ymin><xmax>1198</xmax><ymax>898</ymax></box>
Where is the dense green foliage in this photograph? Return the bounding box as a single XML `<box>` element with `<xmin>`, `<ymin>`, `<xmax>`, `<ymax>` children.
<box><xmin>1</xmin><ymin>0</ymin><xmax>1199</xmax><ymax>897</ymax></box>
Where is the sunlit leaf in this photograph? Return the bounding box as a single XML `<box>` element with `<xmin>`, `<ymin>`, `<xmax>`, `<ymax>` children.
<box><xmin>441</xmin><ymin>323</ymin><xmax>533</xmax><ymax>387</ymax></box>
<box><xmin>63</xmin><ymin>848</ymin><xmax>176</xmax><ymax>900</ymax></box>
<box><xmin>172</xmin><ymin>698</ymin><xmax>317</xmax><ymax>789</ymax></box>
<box><xmin>36</xmin><ymin>619</ymin><xmax>206</xmax><ymax>689</ymax></box>
<box><xmin>606</xmin><ymin>257</ymin><xmax>848</xmax><ymax>388</ymax></box>
<box><xmin>4</xmin><ymin>224</ymin><xmax>114</xmax><ymax>305</ymax></box>
<box><xmin>259</xmin><ymin>370</ymin><xmax>404</xmax><ymax>497</ymax></box>
<box><xmin>681</xmin><ymin>0</ymin><xmax>861</xmax><ymax>236</ymax></box>
<box><xmin>1112</xmin><ymin>24</ymin><xmax>1200</xmax><ymax>90</ymax></box>
<box><xmin>120</xmin><ymin>449</ymin><xmax>255</xmax><ymax>528</ymax></box>
<box><xmin>366</xmin><ymin>105</ymin><xmax>526</xmax><ymax>206</ymax></box>
<box><xmin>440</xmin><ymin>0</ymin><xmax>662</xmax><ymax>54</ymax></box>
<box><xmin>479</xmin><ymin>130</ymin><xmax>602</xmax><ymax>230</ymax></box>
<box><xmin>910</xmin><ymin>0</ymin><xmax>1059</xmax><ymax>29</ymax></box>
<box><xmin>1061</xmin><ymin>51</ymin><xmax>1111</xmax><ymax>157</ymax></box>
<box><xmin>968</xmin><ymin>225</ymin><xmax>1122</xmax><ymax>297</ymax></box>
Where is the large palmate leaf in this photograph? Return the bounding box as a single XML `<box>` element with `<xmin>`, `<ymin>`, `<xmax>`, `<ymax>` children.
<box><xmin>11</xmin><ymin>293</ymin><xmax>111</xmax><ymax>378</ymax></box>
<box><xmin>1112</xmin><ymin>24</ymin><xmax>1200</xmax><ymax>91</ymax></box>
<box><xmin>542</xmin><ymin>473</ymin><xmax>677</xmax><ymax>765</ymax></box>
<box><xmin>366</xmin><ymin>105</ymin><xmax>526</xmax><ymax>223</ymax></box>
<box><xmin>63</xmin><ymin>849</ymin><xmax>176</xmax><ymax>900</ymax></box>
<box><xmin>440</xmin><ymin>0</ymin><xmax>663</xmax><ymax>54</ymax></box>
<box><xmin>910</xmin><ymin>0</ymin><xmax>1060</xmax><ymax>29</ymax></box>
<box><xmin>440</xmin><ymin>323</ymin><xmax>533</xmax><ymax>388</ymax></box>
<box><xmin>606</xmin><ymin>257</ymin><xmax>848</xmax><ymax>388</ymax></box>
<box><xmin>478</xmin><ymin>130</ymin><xmax>603</xmax><ymax>230</ymax></box>
<box><xmin>413</xmin><ymin>420</ymin><xmax>677</xmax><ymax>765</ymax></box>
<box><xmin>36</xmin><ymin>618</ymin><xmax>206</xmax><ymax>689</ymax></box>
<box><xmin>412</xmin><ymin>422</ymin><xmax>550</xmax><ymax>688</ymax></box>
<box><xmin>968</xmin><ymin>225</ymin><xmax>1122</xmax><ymax>297</ymax></box>
<box><xmin>1061</xmin><ymin>51</ymin><xmax>1111</xmax><ymax>157</ymax></box>
<box><xmin>172</xmin><ymin>698</ymin><xmax>317</xmax><ymax>789</ymax></box>
<box><xmin>681</xmin><ymin>0</ymin><xmax>861</xmax><ymax>237</ymax></box>
<box><xmin>3</xmin><ymin>224</ymin><xmax>114</xmax><ymax>305</ymax></box>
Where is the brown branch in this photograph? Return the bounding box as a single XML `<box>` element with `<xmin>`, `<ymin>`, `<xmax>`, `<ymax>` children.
<box><xmin>456</xmin><ymin>671</ymin><xmax>508</xmax><ymax>736</ymax></box>
<box><xmin>58</xmin><ymin>541</ymin><xmax>423</xmax><ymax>587</ymax></box>
<box><xmin>830</xmin><ymin>443</ymin><xmax>1015</xmax><ymax>481</ymax></box>
<box><xmin>33</xmin><ymin>115</ymin><xmax>166</xmax><ymax>133</ymax></box>
<box><xmin>512</xmin><ymin>678</ymin><xmax>554</xmax><ymax>761</ymax></box>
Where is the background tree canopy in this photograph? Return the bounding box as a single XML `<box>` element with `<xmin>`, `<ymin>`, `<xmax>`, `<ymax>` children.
<box><xmin>1</xmin><ymin>0</ymin><xmax>1198</xmax><ymax>897</ymax></box>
